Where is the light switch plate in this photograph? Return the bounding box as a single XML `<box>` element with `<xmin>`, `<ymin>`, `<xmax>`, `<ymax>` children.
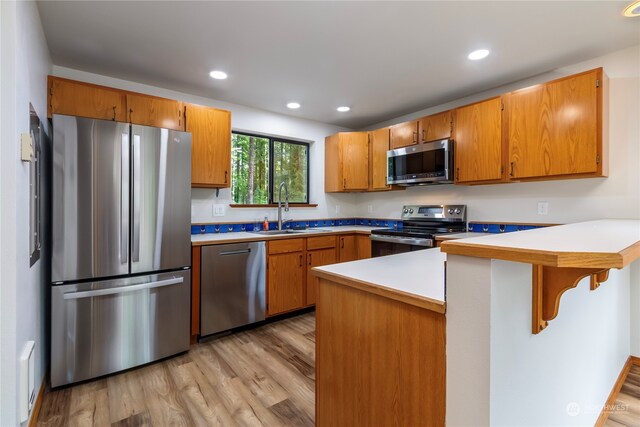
<box><xmin>213</xmin><ymin>204</ymin><xmax>225</xmax><ymax>216</ymax></box>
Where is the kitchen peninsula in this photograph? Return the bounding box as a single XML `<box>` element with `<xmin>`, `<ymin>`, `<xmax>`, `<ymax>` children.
<box><xmin>313</xmin><ymin>220</ymin><xmax>640</xmax><ymax>426</ymax></box>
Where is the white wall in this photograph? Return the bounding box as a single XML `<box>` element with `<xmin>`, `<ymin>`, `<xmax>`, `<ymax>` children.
<box><xmin>356</xmin><ymin>45</ymin><xmax>640</xmax><ymax>224</ymax></box>
<box><xmin>447</xmin><ymin>255</ymin><xmax>631</xmax><ymax>426</ymax></box>
<box><xmin>1</xmin><ymin>1</ymin><xmax>52</xmax><ymax>426</ymax></box>
<box><xmin>51</xmin><ymin>66</ymin><xmax>358</xmax><ymax>225</ymax></box>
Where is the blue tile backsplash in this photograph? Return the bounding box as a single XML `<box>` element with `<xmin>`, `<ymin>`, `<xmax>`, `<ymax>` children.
<box><xmin>191</xmin><ymin>218</ymin><xmax>400</xmax><ymax>235</ymax></box>
<box><xmin>191</xmin><ymin>218</ymin><xmax>548</xmax><ymax>235</ymax></box>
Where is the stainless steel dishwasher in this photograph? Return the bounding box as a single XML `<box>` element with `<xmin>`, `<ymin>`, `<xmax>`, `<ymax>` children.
<box><xmin>200</xmin><ymin>241</ymin><xmax>266</xmax><ymax>336</ymax></box>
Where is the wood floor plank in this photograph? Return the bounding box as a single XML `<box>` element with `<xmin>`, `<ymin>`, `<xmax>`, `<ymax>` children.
<box><xmin>68</xmin><ymin>385</ymin><xmax>110</xmax><ymax>427</ymax></box>
<box><xmin>106</xmin><ymin>369</ymin><xmax>147</xmax><ymax>423</ymax></box>
<box><xmin>140</xmin><ymin>361</ymin><xmax>196</xmax><ymax>426</ymax></box>
<box><xmin>37</xmin><ymin>387</ymin><xmax>72</xmax><ymax>427</ymax></box>
<box><xmin>269</xmin><ymin>398</ymin><xmax>315</xmax><ymax>427</ymax></box>
<box><xmin>110</xmin><ymin>410</ymin><xmax>152</xmax><ymax>427</ymax></box>
<box><xmin>214</xmin><ymin>334</ymin><xmax>290</xmax><ymax>408</ymax></box>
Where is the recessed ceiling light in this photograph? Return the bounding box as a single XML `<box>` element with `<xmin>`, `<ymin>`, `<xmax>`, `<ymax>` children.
<box><xmin>337</xmin><ymin>106</ymin><xmax>350</xmax><ymax>112</ymax></box>
<box><xmin>287</xmin><ymin>102</ymin><xmax>301</xmax><ymax>109</ymax></box>
<box><xmin>209</xmin><ymin>70</ymin><xmax>228</xmax><ymax>80</ymax></box>
<box><xmin>468</xmin><ymin>49</ymin><xmax>490</xmax><ymax>60</ymax></box>
<box><xmin>623</xmin><ymin>0</ymin><xmax>640</xmax><ymax>16</ymax></box>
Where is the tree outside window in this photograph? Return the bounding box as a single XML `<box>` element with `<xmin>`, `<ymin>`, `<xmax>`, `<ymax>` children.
<box><xmin>231</xmin><ymin>132</ymin><xmax>309</xmax><ymax>204</ymax></box>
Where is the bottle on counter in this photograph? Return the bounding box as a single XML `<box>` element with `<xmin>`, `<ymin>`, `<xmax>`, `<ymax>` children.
<box><xmin>263</xmin><ymin>216</ymin><xmax>269</xmax><ymax>231</ymax></box>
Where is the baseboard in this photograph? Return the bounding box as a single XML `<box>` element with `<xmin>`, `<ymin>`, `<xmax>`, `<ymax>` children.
<box><xmin>594</xmin><ymin>356</ymin><xmax>633</xmax><ymax>427</ymax></box>
<box><xmin>27</xmin><ymin>378</ymin><xmax>46</xmax><ymax>427</ymax></box>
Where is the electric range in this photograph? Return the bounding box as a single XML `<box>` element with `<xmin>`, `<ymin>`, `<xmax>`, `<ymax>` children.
<box><xmin>370</xmin><ymin>205</ymin><xmax>467</xmax><ymax>257</ymax></box>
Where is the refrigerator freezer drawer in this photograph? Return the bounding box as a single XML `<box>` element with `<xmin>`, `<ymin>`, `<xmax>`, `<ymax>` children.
<box><xmin>200</xmin><ymin>242</ymin><xmax>266</xmax><ymax>336</ymax></box>
<box><xmin>51</xmin><ymin>270</ymin><xmax>190</xmax><ymax>387</ymax></box>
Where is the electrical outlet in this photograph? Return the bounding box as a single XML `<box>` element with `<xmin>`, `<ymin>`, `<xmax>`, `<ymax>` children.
<box><xmin>367</xmin><ymin>205</ymin><xmax>373</xmax><ymax>213</ymax></box>
<box><xmin>537</xmin><ymin>202</ymin><xmax>549</xmax><ymax>215</ymax></box>
<box><xmin>335</xmin><ymin>205</ymin><xmax>341</xmax><ymax>214</ymax></box>
<box><xmin>213</xmin><ymin>204</ymin><xmax>225</xmax><ymax>216</ymax></box>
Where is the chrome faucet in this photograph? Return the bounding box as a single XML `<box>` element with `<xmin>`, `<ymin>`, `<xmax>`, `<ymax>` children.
<box><xmin>277</xmin><ymin>181</ymin><xmax>290</xmax><ymax>230</ymax></box>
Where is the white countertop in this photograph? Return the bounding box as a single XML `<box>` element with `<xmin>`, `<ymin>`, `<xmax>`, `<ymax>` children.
<box><xmin>191</xmin><ymin>225</ymin><xmax>378</xmax><ymax>245</ymax></box>
<box><xmin>440</xmin><ymin>219</ymin><xmax>640</xmax><ymax>268</ymax></box>
<box><xmin>448</xmin><ymin>220</ymin><xmax>640</xmax><ymax>253</ymax></box>
<box><xmin>313</xmin><ymin>248</ymin><xmax>446</xmax><ymax>306</ymax></box>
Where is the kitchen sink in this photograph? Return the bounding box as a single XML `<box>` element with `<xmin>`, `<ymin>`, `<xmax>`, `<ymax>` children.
<box><xmin>250</xmin><ymin>230</ymin><xmax>305</xmax><ymax>235</ymax></box>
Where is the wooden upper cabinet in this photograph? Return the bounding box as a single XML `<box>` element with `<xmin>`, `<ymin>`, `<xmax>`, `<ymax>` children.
<box><xmin>324</xmin><ymin>132</ymin><xmax>369</xmax><ymax>192</ymax></box>
<box><xmin>390</xmin><ymin>120</ymin><xmax>419</xmax><ymax>149</ymax></box>
<box><xmin>419</xmin><ymin>110</ymin><xmax>452</xmax><ymax>143</ymax></box>
<box><xmin>48</xmin><ymin>76</ymin><xmax>127</xmax><ymax>121</ymax></box>
<box><xmin>185</xmin><ymin>104</ymin><xmax>232</xmax><ymax>188</ymax></box>
<box><xmin>126</xmin><ymin>93</ymin><xmax>183</xmax><ymax>131</ymax></box>
<box><xmin>369</xmin><ymin>128</ymin><xmax>391</xmax><ymax>191</ymax></box>
<box><xmin>507</xmin><ymin>68</ymin><xmax>606</xmax><ymax>180</ymax></box>
<box><xmin>454</xmin><ymin>97</ymin><xmax>504</xmax><ymax>184</ymax></box>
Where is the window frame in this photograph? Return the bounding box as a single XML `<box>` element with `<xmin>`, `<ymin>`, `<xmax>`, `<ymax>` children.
<box><xmin>230</xmin><ymin>130</ymin><xmax>311</xmax><ymax>206</ymax></box>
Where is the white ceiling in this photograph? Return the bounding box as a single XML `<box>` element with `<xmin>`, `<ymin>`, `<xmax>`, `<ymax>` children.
<box><xmin>37</xmin><ymin>1</ymin><xmax>639</xmax><ymax>129</ymax></box>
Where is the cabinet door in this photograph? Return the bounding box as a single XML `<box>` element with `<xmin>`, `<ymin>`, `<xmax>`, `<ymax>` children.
<box><xmin>338</xmin><ymin>235</ymin><xmax>358</xmax><ymax>262</ymax></box>
<box><xmin>268</xmin><ymin>252</ymin><xmax>304</xmax><ymax>315</ymax></box>
<box><xmin>356</xmin><ymin>235</ymin><xmax>371</xmax><ymax>259</ymax></box>
<box><xmin>419</xmin><ymin>111</ymin><xmax>452</xmax><ymax>143</ymax></box>
<box><xmin>306</xmin><ymin>247</ymin><xmax>337</xmax><ymax>306</ymax></box>
<box><xmin>340</xmin><ymin>132</ymin><xmax>369</xmax><ymax>190</ymax></box>
<box><xmin>186</xmin><ymin>104</ymin><xmax>232</xmax><ymax>187</ymax></box>
<box><xmin>508</xmin><ymin>69</ymin><xmax>602</xmax><ymax>179</ymax></box>
<box><xmin>324</xmin><ymin>134</ymin><xmax>342</xmax><ymax>192</ymax></box>
<box><xmin>126</xmin><ymin>93</ymin><xmax>183</xmax><ymax>131</ymax></box>
<box><xmin>454</xmin><ymin>97</ymin><xmax>503</xmax><ymax>183</ymax></box>
<box><xmin>48</xmin><ymin>76</ymin><xmax>127</xmax><ymax>121</ymax></box>
<box><xmin>390</xmin><ymin>120</ymin><xmax>418</xmax><ymax>149</ymax></box>
<box><xmin>370</xmin><ymin>128</ymin><xmax>391</xmax><ymax>191</ymax></box>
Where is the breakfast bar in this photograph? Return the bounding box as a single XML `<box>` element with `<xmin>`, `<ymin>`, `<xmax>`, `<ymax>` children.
<box><xmin>313</xmin><ymin>220</ymin><xmax>640</xmax><ymax>426</ymax></box>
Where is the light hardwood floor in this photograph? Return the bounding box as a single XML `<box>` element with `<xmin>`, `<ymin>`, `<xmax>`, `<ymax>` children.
<box><xmin>605</xmin><ymin>365</ymin><xmax>640</xmax><ymax>427</ymax></box>
<box><xmin>37</xmin><ymin>312</ymin><xmax>316</xmax><ymax>427</ymax></box>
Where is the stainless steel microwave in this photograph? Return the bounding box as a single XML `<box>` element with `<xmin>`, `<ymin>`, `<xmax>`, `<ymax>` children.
<box><xmin>387</xmin><ymin>139</ymin><xmax>454</xmax><ymax>185</ymax></box>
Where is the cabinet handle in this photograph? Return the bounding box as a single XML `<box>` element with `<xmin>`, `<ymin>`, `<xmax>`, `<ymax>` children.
<box><xmin>225</xmin><ymin>171</ymin><xmax>228</xmax><ymax>184</ymax></box>
<box><xmin>456</xmin><ymin>168</ymin><xmax>460</xmax><ymax>181</ymax></box>
<box><xmin>510</xmin><ymin>162</ymin><xmax>515</xmax><ymax>177</ymax></box>
<box><xmin>299</xmin><ymin>255</ymin><xmax>303</xmax><ymax>267</ymax></box>
<box><xmin>112</xmin><ymin>106</ymin><xmax>116</xmax><ymax>121</ymax></box>
<box><xmin>343</xmin><ymin>178</ymin><xmax>346</xmax><ymax>189</ymax></box>
<box><xmin>421</xmin><ymin>129</ymin><xmax>425</xmax><ymax>141</ymax></box>
<box><xmin>129</xmin><ymin>108</ymin><xmax>133</xmax><ymax>123</ymax></box>
<box><xmin>413</xmin><ymin>131</ymin><xmax>418</xmax><ymax>143</ymax></box>
<box><xmin>341</xmin><ymin>238</ymin><xmax>344</xmax><ymax>249</ymax></box>
<box><xmin>308</xmin><ymin>253</ymin><xmax>312</xmax><ymax>265</ymax></box>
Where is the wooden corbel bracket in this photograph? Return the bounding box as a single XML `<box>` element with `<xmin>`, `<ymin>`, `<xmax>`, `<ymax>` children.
<box><xmin>531</xmin><ymin>265</ymin><xmax>611</xmax><ymax>334</ymax></box>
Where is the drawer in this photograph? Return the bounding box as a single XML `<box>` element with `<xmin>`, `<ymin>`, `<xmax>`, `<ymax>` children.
<box><xmin>307</xmin><ymin>235</ymin><xmax>337</xmax><ymax>251</ymax></box>
<box><xmin>268</xmin><ymin>238</ymin><xmax>304</xmax><ymax>255</ymax></box>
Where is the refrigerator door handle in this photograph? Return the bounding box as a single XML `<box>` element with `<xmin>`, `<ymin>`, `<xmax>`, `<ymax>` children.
<box><xmin>132</xmin><ymin>134</ymin><xmax>141</xmax><ymax>262</ymax></box>
<box><xmin>63</xmin><ymin>276</ymin><xmax>184</xmax><ymax>300</ymax></box>
<box><xmin>121</xmin><ymin>133</ymin><xmax>129</xmax><ymax>264</ymax></box>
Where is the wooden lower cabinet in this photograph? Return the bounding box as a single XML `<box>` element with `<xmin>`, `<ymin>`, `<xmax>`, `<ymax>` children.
<box><xmin>267</xmin><ymin>239</ymin><xmax>305</xmax><ymax>316</ymax></box>
<box><xmin>316</xmin><ymin>278</ymin><xmax>446</xmax><ymax>426</ymax></box>
<box><xmin>191</xmin><ymin>246</ymin><xmax>201</xmax><ymax>344</ymax></box>
<box><xmin>356</xmin><ymin>235</ymin><xmax>371</xmax><ymax>259</ymax></box>
<box><xmin>338</xmin><ymin>235</ymin><xmax>358</xmax><ymax>262</ymax></box>
<box><xmin>306</xmin><ymin>247</ymin><xmax>337</xmax><ymax>306</ymax></box>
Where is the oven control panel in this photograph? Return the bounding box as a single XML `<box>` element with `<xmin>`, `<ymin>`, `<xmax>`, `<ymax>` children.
<box><xmin>401</xmin><ymin>205</ymin><xmax>466</xmax><ymax>222</ymax></box>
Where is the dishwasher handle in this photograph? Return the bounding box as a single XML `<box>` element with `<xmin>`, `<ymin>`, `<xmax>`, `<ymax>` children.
<box><xmin>219</xmin><ymin>249</ymin><xmax>251</xmax><ymax>256</ymax></box>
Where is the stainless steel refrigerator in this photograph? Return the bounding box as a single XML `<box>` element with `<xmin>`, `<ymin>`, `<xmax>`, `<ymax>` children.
<box><xmin>50</xmin><ymin>114</ymin><xmax>192</xmax><ymax>387</ymax></box>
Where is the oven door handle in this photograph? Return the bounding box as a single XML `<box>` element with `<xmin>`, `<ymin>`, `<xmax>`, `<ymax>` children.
<box><xmin>369</xmin><ymin>234</ymin><xmax>434</xmax><ymax>247</ymax></box>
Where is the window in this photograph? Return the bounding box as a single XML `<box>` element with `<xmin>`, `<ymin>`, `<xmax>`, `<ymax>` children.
<box><xmin>231</xmin><ymin>131</ymin><xmax>309</xmax><ymax>205</ymax></box>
